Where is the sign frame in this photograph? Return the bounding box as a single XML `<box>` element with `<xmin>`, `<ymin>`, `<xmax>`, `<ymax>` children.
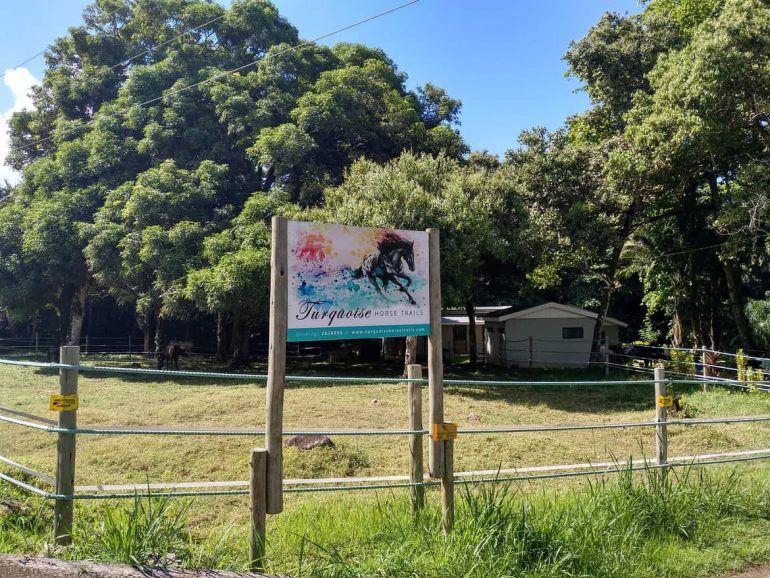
<box><xmin>263</xmin><ymin>217</ymin><xmax>445</xmax><ymax>516</ymax></box>
<box><xmin>285</xmin><ymin>221</ymin><xmax>431</xmax><ymax>342</ymax></box>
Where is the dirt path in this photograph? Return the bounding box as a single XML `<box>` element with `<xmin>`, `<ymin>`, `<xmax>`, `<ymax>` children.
<box><xmin>724</xmin><ymin>567</ymin><xmax>770</xmax><ymax>578</ymax></box>
<box><xmin>727</xmin><ymin>566</ymin><xmax>770</xmax><ymax>578</ymax></box>
<box><xmin>0</xmin><ymin>555</ymin><xmax>286</xmax><ymax>578</ymax></box>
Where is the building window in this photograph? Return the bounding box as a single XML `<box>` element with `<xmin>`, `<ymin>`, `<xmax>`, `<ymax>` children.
<box><xmin>562</xmin><ymin>327</ymin><xmax>584</xmax><ymax>339</ymax></box>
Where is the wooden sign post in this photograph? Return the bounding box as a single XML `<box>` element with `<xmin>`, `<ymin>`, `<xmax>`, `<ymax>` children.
<box><xmin>265</xmin><ymin>216</ymin><xmax>288</xmax><ymax>515</ymax></box>
<box><xmin>257</xmin><ymin>219</ymin><xmax>448</xmax><ymax>562</ymax></box>
<box><xmin>427</xmin><ymin>228</ymin><xmax>444</xmax><ymax>478</ymax></box>
<box><xmin>249</xmin><ymin>448</ymin><xmax>268</xmax><ymax>571</ymax></box>
<box><xmin>407</xmin><ymin>363</ymin><xmax>425</xmax><ymax>512</ymax></box>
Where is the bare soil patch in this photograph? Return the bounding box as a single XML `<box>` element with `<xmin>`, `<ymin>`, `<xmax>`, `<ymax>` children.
<box><xmin>0</xmin><ymin>554</ymin><xmax>283</xmax><ymax>578</ymax></box>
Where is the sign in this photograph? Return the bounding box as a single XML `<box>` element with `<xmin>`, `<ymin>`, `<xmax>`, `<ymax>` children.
<box><xmin>49</xmin><ymin>394</ymin><xmax>79</xmax><ymax>412</ymax></box>
<box><xmin>431</xmin><ymin>421</ymin><xmax>458</xmax><ymax>441</ymax></box>
<box><xmin>657</xmin><ymin>395</ymin><xmax>673</xmax><ymax>408</ymax></box>
<box><xmin>286</xmin><ymin>221</ymin><xmax>430</xmax><ymax>342</ymax></box>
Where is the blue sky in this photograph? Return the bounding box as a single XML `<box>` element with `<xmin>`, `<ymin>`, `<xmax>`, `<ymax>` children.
<box><xmin>0</xmin><ymin>0</ymin><xmax>641</xmax><ymax>181</ymax></box>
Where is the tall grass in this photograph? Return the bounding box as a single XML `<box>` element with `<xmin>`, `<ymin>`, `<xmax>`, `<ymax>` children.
<box><xmin>275</xmin><ymin>465</ymin><xmax>770</xmax><ymax>577</ymax></box>
<box><xmin>0</xmin><ymin>483</ymin><xmax>51</xmax><ymax>553</ymax></box>
<box><xmin>4</xmin><ymin>464</ymin><xmax>770</xmax><ymax>576</ymax></box>
<box><xmin>71</xmin><ymin>493</ymin><xmax>191</xmax><ymax>567</ymax></box>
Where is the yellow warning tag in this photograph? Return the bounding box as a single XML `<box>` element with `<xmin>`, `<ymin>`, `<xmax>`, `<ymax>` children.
<box><xmin>431</xmin><ymin>421</ymin><xmax>457</xmax><ymax>441</ymax></box>
<box><xmin>657</xmin><ymin>395</ymin><xmax>673</xmax><ymax>408</ymax></box>
<box><xmin>49</xmin><ymin>394</ymin><xmax>79</xmax><ymax>412</ymax></box>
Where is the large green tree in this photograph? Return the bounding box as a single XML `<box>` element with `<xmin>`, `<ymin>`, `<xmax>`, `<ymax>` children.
<box><xmin>309</xmin><ymin>152</ymin><xmax>524</xmax><ymax>366</ymax></box>
<box><xmin>1</xmin><ymin>0</ymin><xmax>464</xmax><ymax>347</ymax></box>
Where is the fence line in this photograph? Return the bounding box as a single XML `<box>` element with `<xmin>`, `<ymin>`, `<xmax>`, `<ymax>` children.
<box><xmin>66</xmin><ymin>447</ymin><xmax>770</xmax><ymax>494</ymax></box>
<box><xmin>8</xmin><ymin>356</ymin><xmax>767</xmax><ymax>387</ymax></box>
<box><xmin>6</xmin><ymin>407</ymin><xmax>770</xmax><ymax>439</ymax></box>
<box><xmin>626</xmin><ymin>343</ymin><xmax>770</xmax><ymax>364</ymax></box>
<box><xmin>4</xmin><ymin>350</ymin><xmax>770</xmax><ymax>561</ymax></box>
<box><xmin>2</xmin><ymin>447</ymin><xmax>769</xmax><ymax>501</ymax></box>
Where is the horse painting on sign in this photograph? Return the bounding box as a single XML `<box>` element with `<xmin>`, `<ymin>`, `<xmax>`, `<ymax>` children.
<box><xmin>286</xmin><ymin>221</ymin><xmax>430</xmax><ymax>342</ymax></box>
<box><xmin>353</xmin><ymin>232</ymin><xmax>417</xmax><ymax>305</ymax></box>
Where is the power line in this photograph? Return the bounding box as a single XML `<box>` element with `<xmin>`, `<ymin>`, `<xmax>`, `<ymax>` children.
<box><xmin>12</xmin><ymin>0</ymin><xmax>225</xmax><ymax>76</ymax></box>
<box><xmin>110</xmin><ymin>10</ymin><xmax>228</xmax><ymax>71</ymax></box>
<box><xmin>655</xmin><ymin>231</ymin><xmax>769</xmax><ymax>258</ymax></box>
<box><xmin>19</xmin><ymin>0</ymin><xmax>420</xmax><ymax>153</ymax></box>
<box><xmin>9</xmin><ymin>0</ymin><xmax>135</xmax><ymax>71</ymax></box>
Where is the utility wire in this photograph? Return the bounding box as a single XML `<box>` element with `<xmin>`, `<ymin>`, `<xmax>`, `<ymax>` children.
<box><xmin>8</xmin><ymin>0</ymin><xmax>135</xmax><ymax>71</ymax></box>
<box><xmin>110</xmin><ymin>10</ymin><xmax>229</xmax><ymax>71</ymax></box>
<box><xmin>18</xmin><ymin>0</ymin><xmax>421</xmax><ymax>152</ymax></box>
<box><xmin>655</xmin><ymin>231</ymin><xmax>769</xmax><ymax>258</ymax></box>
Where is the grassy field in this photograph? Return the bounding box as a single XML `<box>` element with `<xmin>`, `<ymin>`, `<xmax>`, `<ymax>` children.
<box><xmin>3</xmin><ymin>355</ymin><xmax>770</xmax><ymax>576</ymax></box>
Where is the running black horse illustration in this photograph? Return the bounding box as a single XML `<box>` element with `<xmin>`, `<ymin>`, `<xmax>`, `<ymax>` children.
<box><xmin>352</xmin><ymin>232</ymin><xmax>417</xmax><ymax>305</ymax></box>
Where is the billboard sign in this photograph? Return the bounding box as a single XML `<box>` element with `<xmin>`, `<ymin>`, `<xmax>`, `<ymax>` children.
<box><xmin>286</xmin><ymin>221</ymin><xmax>430</xmax><ymax>342</ymax></box>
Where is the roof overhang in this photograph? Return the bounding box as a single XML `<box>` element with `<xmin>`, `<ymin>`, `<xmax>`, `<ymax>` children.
<box><xmin>441</xmin><ymin>316</ymin><xmax>486</xmax><ymax>326</ymax></box>
<box><xmin>482</xmin><ymin>302</ymin><xmax>628</xmax><ymax>328</ymax></box>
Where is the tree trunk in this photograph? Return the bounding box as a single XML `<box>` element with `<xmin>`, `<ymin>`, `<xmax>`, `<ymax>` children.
<box><xmin>230</xmin><ymin>308</ymin><xmax>241</xmax><ymax>356</ymax></box>
<box><xmin>722</xmin><ymin>258</ymin><xmax>754</xmax><ymax>350</ymax></box>
<box><xmin>56</xmin><ymin>286</ymin><xmax>75</xmax><ymax>348</ymax></box>
<box><xmin>591</xmin><ymin>200</ymin><xmax>640</xmax><ymax>358</ymax></box>
<box><xmin>154</xmin><ymin>309</ymin><xmax>164</xmax><ymax>354</ymax></box>
<box><xmin>672</xmin><ymin>298</ymin><xmax>685</xmax><ymax>348</ymax></box>
<box><xmin>143</xmin><ymin>321</ymin><xmax>151</xmax><ymax>356</ymax></box>
<box><xmin>465</xmin><ymin>300</ymin><xmax>478</xmax><ymax>366</ymax></box>
<box><xmin>216</xmin><ymin>312</ymin><xmax>227</xmax><ymax>363</ymax></box>
<box><xmin>65</xmin><ymin>284</ymin><xmax>88</xmax><ymax>346</ymax></box>
<box><xmin>403</xmin><ymin>336</ymin><xmax>418</xmax><ymax>375</ymax></box>
<box><xmin>230</xmin><ymin>309</ymin><xmax>250</xmax><ymax>367</ymax></box>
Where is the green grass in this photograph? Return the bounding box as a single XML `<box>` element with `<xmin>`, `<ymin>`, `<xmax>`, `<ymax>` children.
<box><xmin>5</xmin><ymin>465</ymin><xmax>770</xmax><ymax>576</ymax></box>
<box><xmin>3</xmin><ymin>357</ymin><xmax>770</xmax><ymax>575</ymax></box>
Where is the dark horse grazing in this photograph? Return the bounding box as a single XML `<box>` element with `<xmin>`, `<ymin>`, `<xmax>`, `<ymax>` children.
<box><xmin>157</xmin><ymin>342</ymin><xmax>187</xmax><ymax>370</ymax></box>
<box><xmin>352</xmin><ymin>232</ymin><xmax>417</xmax><ymax>305</ymax></box>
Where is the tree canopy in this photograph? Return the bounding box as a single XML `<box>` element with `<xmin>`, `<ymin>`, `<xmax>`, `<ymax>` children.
<box><xmin>1</xmin><ymin>0</ymin><xmax>769</xmax><ymax>360</ymax></box>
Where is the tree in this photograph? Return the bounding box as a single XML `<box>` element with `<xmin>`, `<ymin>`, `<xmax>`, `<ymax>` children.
<box><xmin>616</xmin><ymin>0</ymin><xmax>770</xmax><ymax>348</ymax></box>
<box><xmin>86</xmin><ymin>160</ymin><xmax>230</xmax><ymax>352</ymax></box>
<box><xmin>312</xmin><ymin>152</ymin><xmax>523</xmax><ymax>367</ymax></box>
<box><xmin>185</xmin><ymin>191</ymin><xmax>286</xmax><ymax>365</ymax></box>
<box><xmin>3</xmin><ymin>0</ymin><xmax>464</xmax><ymax>345</ymax></box>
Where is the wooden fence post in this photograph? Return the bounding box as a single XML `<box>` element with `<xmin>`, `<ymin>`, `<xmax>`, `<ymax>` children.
<box><xmin>654</xmin><ymin>365</ymin><xmax>668</xmax><ymax>483</ymax></box>
<box><xmin>407</xmin><ymin>364</ymin><xmax>424</xmax><ymax>512</ymax></box>
<box><xmin>266</xmin><ymin>216</ymin><xmax>288</xmax><ymax>515</ymax></box>
<box><xmin>701</xmin><ymin>347</ymin><xmax>709</xmax><ymax>391</ymax></box>
<box><xmin>441</xmin><ymin>437</ymin><xmax>454</xmax><ymax>533</ymax></box>
<box><xmin>604</xmin><ymin>341</ymin><xmax>610</xmax><ymax>377</ymax></box>
<box><xmin>427</xmin><ymin>228</ymin><xmax>444</xmax><ymax>478</ymax></box>
<box><xmin>249</xmin><ymin>448</ymin><xmax>268</xmax><ymax>571</ymax></box>
<box><xmin>54</xmin><ymin>346</ymin><xmax>79</xmax><ymax>546</ymax></box>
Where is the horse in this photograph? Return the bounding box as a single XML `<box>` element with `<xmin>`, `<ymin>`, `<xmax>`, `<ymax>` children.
<box><xmin>157</xmin><ymin>342</ymin><xmax>188</xmax><ymax>370</ymax></box>
<box><xmin>352</xmin><ymin>232</ymin><xmax>417</xmax><ymax>305</ymax></box>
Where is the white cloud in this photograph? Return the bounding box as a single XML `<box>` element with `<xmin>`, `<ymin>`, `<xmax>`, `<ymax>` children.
<box><xmin>0</xmin><ymin>67</ymin><xmax>39</xmax><ymax>185</ymax></box>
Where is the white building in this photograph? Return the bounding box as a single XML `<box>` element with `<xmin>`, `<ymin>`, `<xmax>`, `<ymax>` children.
<box><xmin>413</xmin><ymin>306</ymin><xmax>508</xmax><ymax>359</ymax></box>
<box><xmin>483</xmin><ymin>302</ymin><xmax>627</xmax><ymax>368</ymax></box>
<box><xmin>440</xmin><ymin>306</ymin><xmax>508</xmax><ymax>356</ymax></box>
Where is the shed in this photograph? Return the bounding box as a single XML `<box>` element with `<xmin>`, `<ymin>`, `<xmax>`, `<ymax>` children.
<box><xmin>482</xmin><ymin>302</ymin><xmax>627</xmax><ymax>368</ymax></box>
